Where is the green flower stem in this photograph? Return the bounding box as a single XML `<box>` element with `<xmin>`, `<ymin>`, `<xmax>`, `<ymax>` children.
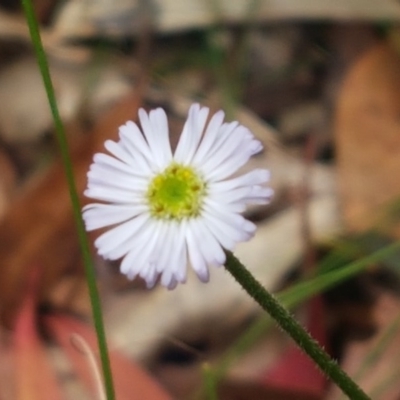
<box><xmin>224</xmin><ymin>251</ymin><xmax>371</xmax><ymax>400</ymax></box>
<box><xmin>202</xmin><ymin>363</ymin><xmax>218</xmax><ymax>400</ymax></box>
<box><xmin>20</xmin><ymin>2</ymin><xmax>115</xmax><ymax>399</ymax></box>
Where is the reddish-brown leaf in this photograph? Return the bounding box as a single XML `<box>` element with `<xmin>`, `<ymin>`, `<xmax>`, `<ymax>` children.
<box><xmin>14</xmin><ymin>270</ymin><xmax>64</xmax><ymax>400</ymax></box>
<box><xmin>45</xmin><ymin>314</ymin><xmax>172</xmax><ymax>400</ymax></box>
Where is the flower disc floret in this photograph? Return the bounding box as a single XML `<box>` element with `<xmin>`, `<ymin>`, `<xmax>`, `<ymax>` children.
<box><xmin>147</xmin><ymin>164</ymin><xmax>206</xmax><ymax>220</ymax></box>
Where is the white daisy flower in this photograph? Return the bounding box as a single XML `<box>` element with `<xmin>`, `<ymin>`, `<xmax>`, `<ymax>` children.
<box><xmin>83</xmin><ymin>104</ymin><xmax>273</xmax><ymax>289</ymax></box>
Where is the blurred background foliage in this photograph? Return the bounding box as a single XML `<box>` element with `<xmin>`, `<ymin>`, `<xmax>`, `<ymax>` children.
<box><xmin>1</xmin><ymin>0</ymin><xmax>400</xmax><ymax>399</ymax></box>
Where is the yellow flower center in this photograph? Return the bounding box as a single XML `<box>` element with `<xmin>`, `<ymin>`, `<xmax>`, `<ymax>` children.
<box><xmin>146</xmin><ymin>164</ymin><xmax>206</xmax><ymax>220</ymax></box>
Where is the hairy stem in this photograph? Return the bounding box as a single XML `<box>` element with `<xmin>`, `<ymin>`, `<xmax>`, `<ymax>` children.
<box><xmin>224</xmin><ymin>251</ymin><xmax>370</xmax><ymax>400</ymax></box>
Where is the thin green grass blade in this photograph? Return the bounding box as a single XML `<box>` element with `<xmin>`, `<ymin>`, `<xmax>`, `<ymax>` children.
<box><xmin>20</xmin><ymin>2</ymin><xmax>115</xmax><ymax>399</ymax></box>
<box><xmin>202</xmin><ymin>363</ymin><xmax>219</xmax><ymax>400</ymax></box>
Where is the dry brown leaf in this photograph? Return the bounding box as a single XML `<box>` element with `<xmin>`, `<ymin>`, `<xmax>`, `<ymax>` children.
<box><xmin>0</xmin><ymin>148</ymin><xmax>16</xmax><ymax>220</ymax></box>
<box><xmin>14</xmin><ymin>270</ymin><xmax>64</xmax><ymax>400</ymax></box>
<box><xmin>0</xmin><ymin>91</ymin><xmax>142</xmax><ymax>327</ymax></box>
<box><xmin>335</xmin><ymin>42</ymin><xmax>400</xmax><ymax>232</ymax></box>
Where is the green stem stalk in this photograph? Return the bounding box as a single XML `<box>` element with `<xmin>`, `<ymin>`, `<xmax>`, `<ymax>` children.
<box><xmin>202</xmin><ymin>363</ymin><xmax>218</xmax><ymax>400</ymax></box>
<box><xmin>224</xmin><ymin>251</ymin><xmax>371</xmax><ymax>400</ymax></box>
<box><xmin>20</xmin><ymin>2</ymin><xmax>115</xmax><ymax>399</ymax></box>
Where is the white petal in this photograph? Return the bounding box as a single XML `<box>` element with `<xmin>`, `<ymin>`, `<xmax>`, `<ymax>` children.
<box><xmin>202</xmin><ymin>213</ymin><xmax>236</xmax><ymax>250</ymax></box>
<box><xmin>204</xmin><ymin>197</ymin><xmax>246</xmax><ymax>213</ymax></box>
<box><xmin>138</xmin><ymin>108</ymin><xmax>165</xmax><ymax>170</ymax></box>
<box><xmin>163</xmin><ymin>223</ymin><xmax>187</xmax><ymax>283</ymax></box>
<box><xmin>95</xmin><ymin>213</ymin><xmax>149</xmax><ymax>257</ymax></box>
<box><xmin>199</xmin><ymin>126</ymin><xmax>252</xmax><ymax>176</ymax></box>
<box><xmin>205</xmin><ymin>145</ymin><xmax>260</xmax><ymax>181</ymax></box>
<box><xmin>203</xmin><ymin>202</ymin><xmax>255</xmax><ymax>239</ymax></box>
<box><xmin>174</xmin><ymin>104</ymin><xmax>209</xmax><ymax>164</ymax></box>
<box><xmin>93</xmin><ymin>153</ymin><xmax>137</xmax><ymax>175</ymax></box>
<box><xmin>244</xmin><ymin>186</ymin><xmax>274</xmax><ymax>204</ymax></box>
<box><xmin>110</xmin><ymin>138</ymin><xmax>153</xmax><ymax>176</ymax></box>
<box><xmin>120</xmin><ymin>220</ymin><xmax>161</xmax><ymax>276</ymax></box>
<box><xmin>209</xmin><ymin>169</ymin><xmax>270</xmax><ymax>192</ymax></box>
<box><xmin>208</xmin><ymin>187</ymin><xmax>253</xmax><ymax>205</ymax></box>
<box><xmin>170</xmin><ymin>222</ymin><xmax>188</xmax><ymax>283</ymax></box>
<box><xmin>192</xmin><ymin>110</ymin><xmax>225</xmax><ymax>166</ymax></box>
<box><xmin>251</xmin><ymin>140</ymin><xmax>263</xmax><ymax>155</ymax></box>
<box><xmin>84</xmin><ymin>186</ymin><xmax>144</xmax><ymax>204</ymax></box>
<box><xmin>105</xmin><ymin>217</ymin><xmax>156</xmax><ymax>260</ymax></box>
<box><xmin>119</xmin><ymin>122</ymin><xmax>155</xmax><ymax>171</ymax></box>
<box><xmin>82</xmin><ymin>203</ymin><xmax>147</xmax><ymax>231</ymax></box>
<box><xmin>132</xmin><ymin>221</ymin><xmax>173</xmax><ymax>286</ymax></box>
<box><xmin>87</xmin><ymin>169</ymin><xmax>148</xmax><ymax>192</ymax></box>
<box><xmin>149</xmin><ymin>108</ymin><xmax>173</xmax><ymax>167</ymax></box>
<box><xmin>186</xmin><ymin>221</ymin><xmax>209</xmax><ymax>282</ymax></box>
<box><xmin>160</xmin><ymin>269</ymin><xmax>173</xmax><ymax>287</ymax></box>
<box><xmin>104</xmin><ymin>140</ymin><xmax>136</xmax><ymax>168</ymax></box>
<box><xmin>195</xmin><ymin>121</ymin><xmax>239</xmax><ymax>167</ymax></box>
<box><xmin>203</xmin><ymin>200</ymin><xmax>246</xmax><ymax>224</ymax></box>
<box><xmin>190</xmin><ymin>219</ymin><xmax>225</xmax><ymax>266</ymax></box>
<box><xmin>154</xmin><ymin>221</ymin><xmax>187</xmax><ymax>285</ymax></box>
<box><xmin>141</xmin><ymin>264</ymin><xmax>158</xmax><ymax>288</ymax></box>
<box><xmin>155</xmin><ymin>222</ymin><xmax>176</xmax><ymax>273</ymax></box>
<box><xmin>88</xmin><ymin>162</ymin><xmax>145</xmax><ymax>184</ymax></box>
<box><xmin>119</xmin><ymin>121</ymin><xmax>152</xmax><ymax>158</ymax></box>
<box><xmin>166</xmin><ymin>277</ymin><xmax>178</xmax><ymax>290</ymax></box>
